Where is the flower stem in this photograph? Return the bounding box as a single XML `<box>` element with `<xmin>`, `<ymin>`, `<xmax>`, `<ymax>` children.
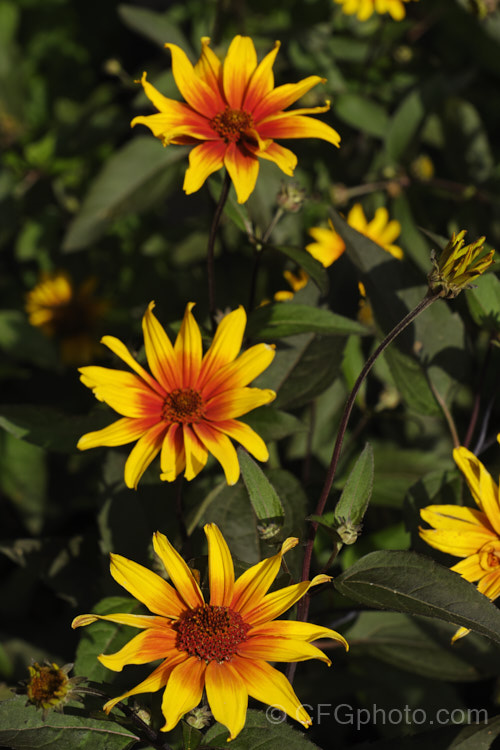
<box><xmin>296</xmin><ymin>291</ymin><xmax>440</xmax><ymax>625</ymax></box>
<box><xmin>207</xmin><ymin>171</ymin><xmax>231</xmax><ymax>326</ymax></box>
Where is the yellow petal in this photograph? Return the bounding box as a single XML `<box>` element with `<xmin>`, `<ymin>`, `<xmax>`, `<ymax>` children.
<box><xmin>477</xmin><ymin>568</ymin><xmax>500</xmax><ymax>600</ymax></box>
<box><xmin>192</xmin><ymin>422</ymin><xmax>240</xmax><ymax>485</ymax></box>
<box><xmin>420</xmin><ymin>504</ymin><xmax>494</xmax><ymax>533</ymax></box>
<box><xmin>160</xmin><ymin>423</ymin><xmax>186</xmax><ymax>482</ymax></box>
<box><xmin>160</xmin><ymin>657</ymin><xmax>206</xmax><ymax>732</ymax></box>
<box><xmin>233</xmin><ymin>657</ymin><xmax>311</xmax><ymax>728</ymax></box>
<box><xmin>238</xmin><ymin>636</ymin><xmax>331</xmax><ymax>665</ymax></box>
<box><xmin>347</xmin><ymin>203</ymin><xmax>368</xmax><ymax>233</ymax></box>
<box><xmin>244</xmin><ymin>41</ymin><xmax>281</xmax><ymax>114</ymax></box>
<box><xmin>205</xmin><ymin>523</ymin><xmax>235</xmax><ymax>607</ymax></box>
<box><xmin>198</xmin><ymin>307</ymin><xmax>246</xmax><ymax>389</ymax></box>
<box><xmin>216</xmin><ymin>419</ymin><xmax>269</xmax><ymax>462</ymax></box>
<box><xmin>258</xmin><ymin>141</ymin><xmax>297</xmax><ymax>176</ymax></box>
<box><xmin>183</xmin><ymin>424</ymin><xmax>209</xmax><ymax>481</ymax></box>
<box><xmin>77</xmin><ymin>417</ymin><xmax>153</xmax><ymax>450</ymax></box>
<box><xmin>253</xmin><ymin>76</ymin><xmax>325</xmax><ymax>122</ymax></box>
<box><xmin>79</xmin><ymin>368</ymin><xmax>163</xmax><ymax>419</ymax></box>
<box><xmin>153</xmin><ymin>531</ymin><xmax>204</xmax><ymax>609</ymax></box>
<box><xmin>224</xmin><ymin>141</ymin><xmax>260</xmax><ymax>204</ymax></box>
<box><xmin>206</xmin><ymin>386</ymin><xmax>276</xmax><ymax>420</ymax></box>
<box><xmin>306</xmin><ymin>225</ymin><xmax>345</xmax><ymax>267</ymax></box>
<box><xmin>194</xmin><ymin>37</ymin><xmax>222</xmax><ymax>90</ymax></box>
<box><xmin>174</xmin><ymin>302</ymin><xmax>202</xmax><ymax>387</ymax></box>
<box><xmin>72</xmin><ymin>612</ymin><xmax>167</xmax><ymax>630</ymax></box>
<box><xmin>165</xmin><ymin>43</ymin><xmax>225</xmax><ymax>117</ymax></box>
<box><xmin>142</xmin><ymin>302</ymin><xmax>179</xmax><ymax>392</ymax></box>
<box><xmin>418</xmin><ymin>527</ymin><xmax>492</xmax><ymax>557</ymax></box>
<box><xmin>243</xmin><ymin>575</ymin><xmax>330</xmax><ymax>626</ymax></box>
<box><xmin>183</xmin><ymin>140</ymin><xmax>226</xmax><ymax>195</ymax></box>
<box><xmin>202</xmin><ymin>343</ymin><xmax>276</xmax><ymax>399</ymax></box>
<box><xmin>103</xmin><ymin>659</ymin><xmax>176</xmax><ymax>714</ymax></box>
<box><xmin>99</xmin><ymin>627</ymin><xmax>177</xmax><ymax>672</ymax></box>
<box><xmin>231</xmin><ymin>537</ymin><xmax>298</xmax><ymax>614</ymax></box>
<box><xmin>451</xmin><ymin>626</ymin><xmax>471</xmax><ymax>643</ymax></box>
<box><xmin>223</xmin><ymin>36</ymin><xmax>258</xmax><ymax>109</ymax></box>
<box><xmin>258</xmin><ymin>112</ymin><xmax>341</xmax><ymax>148</ymax></box>
<box><xmin>124</xmin><ymin>421</ymin><xmax>166</xmax><ymax>489</ymax></box>
<box><xmin>109</xmin><ymin>552</ymin><xmax>185</xmax><ymax>618</ymax></box>
<box><xmin>450</xmin><ymin>554</ymin><xmax>483</xmax><ymax>582</ymax></box>
<box><xmin>100</xmin><ymin>335</ymin><xmax>164</xmax><ymax>397</ymax></box>
<box><xmin>454</xmin><ymin>447</ymin><xmax>500</xmax><ymax>533</ymax></box>
<box><xmin>249</xmin><ymin>620</ymin><xmax>349</xmax><ymax>650</ymax></box>
<box><xmin>205</xmin><ymin>661</ymin><xmax>248</xmax><ymax>740</ymax></box>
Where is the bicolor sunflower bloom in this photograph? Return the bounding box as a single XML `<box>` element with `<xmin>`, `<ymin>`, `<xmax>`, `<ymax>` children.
<box><xmin>25</xmin><ymin>271</ymin><xmax>107</xmax><ymax>365</ymax></box>
<box><xmin>72</xmin><ymin>524</ymin><xmax>348</xmax><ymax>740</ymax></box>
<box><xmin>306</xmin><ymin>203</ymin><xmax>403</xmax><ymax>267</ymax></box>
<box><xmin>419</xmin><ymin>446</ymin><xmax>500</xmax><ymax>642</ymax></box>
<box><xmin>131</xmin><ymin>36</ymin><xmax>341</xmax><ymax>204</ymax></box>
<box><xmin>333</xmin><ymin>0</ymin><xmax>418</xmax><ymax>21</ymax></box>
<box><xmin>77</xmin><ymin>303</ymin><xmax>275</xmax><ymax>488</ymax></box>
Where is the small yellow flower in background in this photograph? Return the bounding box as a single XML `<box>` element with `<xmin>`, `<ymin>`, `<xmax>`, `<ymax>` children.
<box><xmin>333</xmin><ymin>0</ymin><xmax>418</xmax><ymax>21</ymax></box>
<box><xmin>428</xmin><ymin>230</ymin><xmax>495</xmax><ymax>299</ymax></box>
<box><xmin>274</xmin><ymin>268</ymin><xmax>309</xmax><ymax>302</ymax></box>
<box><xmin>357</xmin><ymin>282</ymin><xmax>374</xmax><ymax>327</ymax></box>
<box><xmin>419</xmin><ymin>446</ymin><xmax>500</xmax><ymax>642</ymax></box>
<box><xmin>306</xmin><ymin>203</ymin><xmax>403</xmax><ymax>268</ymax></box>
<box><xmin>77</xmin><ymin>303</ymin><xmax>275</xmax><ymax>488</ymax></box>
<box><xmin>72</xmin><ymin>524</ymin><xmax>348</xmax><ymax>740</ymax></box>
<box><xmin>131</xmin><ymin>36</ymin><xmax>340</xmax><ymax>204</ymax></box>
<box><xmin>25</xmin><ymin>271</ymin><xmax>107</xmax><ymax>365</ymax></box>
<box><xmin>22</xmin><ymin>662</ymin><xmax>85</xmax><ymax>719</ymax></box>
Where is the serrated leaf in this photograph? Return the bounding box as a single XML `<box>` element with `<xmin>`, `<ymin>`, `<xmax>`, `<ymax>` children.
<box><xmin>238</xmin><ymin>449</ymin><xmax>284</xmax><ymax>532</ymax></box>
<box><xmin>267</xmin><ymin>244</ymin><xmax>329</xmax><ymax>296</ymax></box>
<box><xmin>335</xmin><ymin>550</ymin><xmax>500</xmax><ymax>644</ymax></box>
<box><xmin>204</xmin><ymin>709</ymin><xmax>319</xmax><ymax>749</ymax></box>
<box><xmin>63</xmin><ymin>138</ymin><xmax>188</xmax><ymax>251</ymax></box>
<box><xmin>0</xmin><ymin>695</ymin><xmax>139</xmax><ymax>750</ymax></box>
<box><xmin>247</xmin><ymin>303</ymin><xmax>367</xmax><ymax>338</ymax></box>
<box><xmin>334</xmin><ymin>443</ymin><xmax>374</xmax><ymax>527</ymax></box>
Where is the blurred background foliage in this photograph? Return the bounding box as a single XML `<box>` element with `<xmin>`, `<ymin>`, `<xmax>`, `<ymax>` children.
<box><xmin>1</xmin><ymin>0</ymin><xmax>500</xmax><ymax>748</ymax></box>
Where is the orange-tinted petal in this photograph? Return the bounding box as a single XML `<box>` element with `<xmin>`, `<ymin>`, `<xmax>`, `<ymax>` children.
<box><xmin>238</xmin><ymin>636</ymin><xmax>331</xmax><ymax>665</ymax></box>
<box><xmin>99</xmin><ymin>627</ymin><xmax>177</xmax><ymax>671</ymax></box>
<box><xmin>202</xmin><ymin>343</ymin><xmax>276</xmax><ymax>399</ymax></box>
<box><xmin>205</xmin><ymin>386</ymin><xmax>276</xmax><ymax>420</ymax></box>
<box><xmin>160</xmin><ymin>657</ymin><xmax>207</xmax><ymax>732</ymax></box>
<box><xmin>205</xmin><ymin>523</ymin><xmax>235</xmax><ymax>607</ymax></box>
<box><xmin>454</xmin><ymin>447</ymin><xmax>500</xmax><ymax>534</ymax></box>
<box><xmin>253</xmin><ymin>76</ymin><xmax>325</xmax><ymax>122</ymax></box>
<box><xmin>224</xmin><ymin>141</ymin><xmax>260</xmax><ymax>204</ymax></box>
<box><xmin>205</xmin><ymin>661</ymin><xmax>247</xmax><ymax>740</ymax></box>
<box><xmin>198</xmin><ymin>307</ymin><xmax>246</xmax><ymax>390</ymax></box>
<box><xmin>244</xmin><ymin>41</ymin><xmax>281</xmax><ymax>114</ymax></box>
<box><xmin>192</xmin><ymin>421</ymin><xmax>240</xmax><ymax>485</ymax></box>
<box><xmin>124</xmin><ymin>421</ymin><xmax>166</xmax><ymax>489</ymax></box>
<box><xmin>77</xmin><ymin>416</ymin><xmax>156</xmax><ymax>450</ymax></box>
<box><xmin>231</xmin><ymin>537</ymin><xmax>298</xmax><ymax>614</ymax></box>
<box><xmin>243</xmin><ymin>574</ymin><xmax>331</xmax><ymax>626</ymax></box>
<box><xmin>194</xmin><ymin>37</ymin><xmax>222</xmax><ymax>91</ymax></box>
<box><xmin>153</xmin><ymin>531</ymin><xmax>204</xmax><ymax>610</ymax></box>
<box><xmin>160</xmin><ymin>423</ymin><xmax>186</xmax><ymax>482</ymax></box>
<box><xmin>183</xmin><ymin>423</ymin><xmax>209</xmax><ymax>481</ymax></box>
<box><xmin>165</xmin><ymin>43</ymin><xmax>225</xmax><ymax>117</ymax></box>
<box><xmin>109</xmin><ymin>553</ymin><xmax>185</xmax><ymax>618</ymax></box>
<box><xmin>174</xmin><ymin>302</ymin><xmax>203</xmax><ymax>387</ymax></box>
<box><xmin>79</xmin><ymin>367</ymin><xmax>163</xmax><ymax>419</ymax></box>
<box><xmin>103</xmin><ymin>659</ymin><xmax>178</xmax><ymax>714</ymax></box>
<box><xmin>183</xmin><ymin>140</ymin><xmax>226</xmax><ymax>195</ymax></box>
<box><xmin>214</xmin><ymin>419</ymin><xmax>269</xmax><ymax>462</ymax></box>
<box><xmin>248</xmin><ymin>619</ymin><xmax>349</xmax><ymax>649</ymax></box>
<box><xmin>258</xmin><ymin>141</ymin><xmax>297</xmax><ymax>176</ymax></box>
<box><xmin>223</xmin><ymin>36</ymin><xmax>257</xmax><ymax>109</ymax></box>
<box><xmin>72</xmin><ymin>612</ymin><xmax>167</xmax><ymax>630</ymax></box>
<box><xmin>142</xmin><ymin>302</ymin><xmax>179</xmax><ymax>392</ymax></box>
<box><xmin>100</xmin><ymin>335</ymin><xmax>164</xmax><ymax>397</ymax></box>
<box><xmin>258</xmin><ymin>112</ymin><xmax>341</xmax><ymax>147</ymax></box>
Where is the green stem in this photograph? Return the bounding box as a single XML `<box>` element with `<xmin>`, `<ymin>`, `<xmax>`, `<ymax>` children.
<box><xmin>207</xmin><ymin>171</ymin><xmax>231</xmax><ymax>326</ymax></box>
<box><xmin>296</xmin><ymin>291</ymin><xmax>440</xmax><ymax>626</ymax></box>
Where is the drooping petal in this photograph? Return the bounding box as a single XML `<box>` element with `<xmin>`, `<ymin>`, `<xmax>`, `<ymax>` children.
<box><xmin>160</xmin><ymin>423</ymin><xmax>186</xmax><ymax>482</ymax></box>
<box><xmin>214</xmin><ymin>419</ymin><xmax>269</xmax><ymax>462</ymax></box>
<box><xmin>103</xmin><ymin>659</ymin><xmax>179</xmax><ymax>714</ymax></box>
<box><xmin>205</xmin><ymin>523</ymin><xmax>235</xmax><ymax>606</ymax></box>
<box><xmin>252</xmin><ymin>76</ymin><xmax>326</xmax><ymax>122</ymax></box>
<box><xmin>142</xmin><ymin>302</ymin><xmax>179</xmax><ymax>392</ymax></box>
<box><xmin>194</xmin><ymin>37</ymin><xmax>222</xmax><ymax>91</ymax></box>
<box><xmin>198</xmin><ymin>306</ymin><xmax>246</xmax><ymax>390</ymax></box>
<box><xmin>109</xmin><ymin>553</ymin><xmax>186</xmax><ymax>618</ymax></box>
<box><xmin>248</xmin><ymin>619</ymin><xmax>349</xmax><ymax>650</ymax></box>
<box><xmin>243</xmin><ymin>574</ymin><xmax>331</xmax><ymax>626</ymax></box>
<box><xmin>77</xmin><ymin>417</ymin><xmax>157</xmax><ymax>450</ymax></box>
<box><xmin>124</xmin><ymin>421</ymin><xmax>167</xmax><ymax>489</ymax></box>
<box><xmin>72</xmin><ymin>612</ymin><xmax>168</xmax><ymax>630</ymax></box>
<box><xmin>183</xmin><ymin>140</ymin><xmax>226</xmax><ymax>196</ymax></box>
<box><xmin>153</xmin><ymin>531</ymin><xmax>204</xmax><ymax>610</ymax></box>
<box><xmin>160</xmin><ymin>657</ymin><xmax>207</xmax><ymax>732</ymax></box>
<box><xmin>238</xmin><ymin>636</ymin><xmax>331</xmax><ymax>665</ymax></box>
<box><xmin>205</xmin><ymin>661</ymin><xmax>248</xmax><ymax>740</ymax></box>
<box><xmin>450</xmin><ymin>554</ymin><xmax>483</xmax><ymax>582</ymax></box>
<box><xmin>99</xmin><ymin>628</ymin><xmax>178</xmax><ymax>672</ymax></box>
<box><xmin>257</xmin><ymin>141</ymin><xmax>297</xmax><ymax>176</ymax></box>
<box><xmin>244</xmin><ymin>41</ymin><xmax>281</xmax><ymax>114</ymax></box>
<box><xmin>202</xmin><ymin>343</ymin><xmax>276</xmax><ymax>399</ymax></box>
<box><xmin>100</xmin><ymin>335</ymin><xmax>165</xmax><ymax>397</ymax></box>
<box><xmin>231</xmin><ymin>537</ymin><xmax>298</xmax><ymax>614</ymax></box>
<box><xmin>224</xmin><ymin>141</ymin><xmax>260</xmax><ymax>204</ymax></box>
<box><xmin>165</xmin><ymin>43</ymin><xmax>225</xmax><ymax>117</ymax></box>
<box><xmin>205</xmin><ymin>386</ymin><xmax>276</xmax><ymax>421</ymax></box>
<box><xmin>233</xmin><ymin>657</ymin><xmax>311</xmax><ymax>728</ymax></box>
<box><xmin>223</xmin><ymin>36</ymin><xmax>258</xmax><ymax>109</ymax></box>
<box><xmin>192</xmin><ymin>421</ymin><xmax>240</xmax><ymax>485</ymax></box>
<box><xmin>174</xmin><ymin>302</ymin><xmax>203</xmax><ymax>387</ymax></box>
<box><xmin>183</xmin><ymin>424</ymin><xmax>209</xmax><ymax>481</ymax></box>
<box><xmin>258</xmin><ymin>112</ymin><xmax>341</xmax><ymax>147</ymax></box>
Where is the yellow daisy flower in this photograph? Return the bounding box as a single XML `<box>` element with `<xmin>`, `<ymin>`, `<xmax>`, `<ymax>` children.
<box><xmin>131</xmin><ymin>35</ymin><xmax>340</xmax><ymax>204</ymax></box>
<box><xmin>25</xmin><ymin>271</ymin><xmax>107</xmax><ymax>365</ymax></box>
<box><xmin>274</xmin><ymin>268</ymin><xmax>310</xmax><ymax>302</ymax></box>
<box><xmin>306</xmin><ymin>203</ymin><xmax>403</xmax><ymax>268</ymax></box>
<box><xmin>419</xmin><ymin>446</ymin><xmax>500</xmax><ymax>642</ymax></box>
<box><xmin>77</xmin><ymin>302</ymin><xmax>276</xmax><ymax>488</ymax></box>
<box><xmin>72</xmin><ymin>524</ymin><xmax>348</xmax><ymax>740</ymax></box>
<box><xmin>333</xmin><ymin>0</ymin><xmax>418</xmax><ymax>22</ymax></box>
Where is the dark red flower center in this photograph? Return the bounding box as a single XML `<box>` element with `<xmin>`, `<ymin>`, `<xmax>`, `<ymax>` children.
<box><xmin>210</xmin><ymin>107</ymin><xmax>254</xmax><ymax>143</ymax></box>
<box><xmin>162</xmin><ymin>388</ymin><xmax>204</xmax><ymax>424</ymax></box>
<box><xmin>175</xmin><ymin>604</ymin><xmax>250</xmax><ymax>662</ymax></box>
<box><xmin>479</xmin><ymin>541</ymin><xmax>500</xmax><ymax>571</ymax></box>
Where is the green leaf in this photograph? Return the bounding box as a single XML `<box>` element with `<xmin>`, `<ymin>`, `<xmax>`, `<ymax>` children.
<box><xmin>240</xmin><ymin>406</ymin><xmax>306</xmax><ymax>442</ymax></box>
<box><xmin>442</xmin><ymin>97</ymin><xmax>494</xmax><ymax>183</ymax></box>
<box><xmin>0</xmin><ymin>310</ymin><xmax>59</xmax><ymax>369</ymax></box>
<box><xmin>335</xmin><ymin>550</ymin><xmax>500</xmax><ymax>644</ymax></box>
<box><xmin>74</xmin><ymin>596</ymin><xmax>144</xmax><ymax>682</ymax></box>
<box><xmin>448</xmin><ymin>715</ymin><xmax>500</xmax><ymax>749</ymax></box>
<box><xmin>118</xmin><ymin>4</ymin><xmax>192</xmax><ymax>50</ymax></box>
<box><xmin>267</xmin><ymin>244</ymin><xmax>329</xmax><ymax>296</ymax></box>
<box><xmin>204</xmin><ymin>709</ymin><xmax>319</xmax><ymax>749</ymax></box>
<box><xmin>0</xmin><ymin>432</ymin><xmax>47</xmax><ymax>534</ymax></box>
<box><xmin>0</xmin><ymin>404</ymin><xmax>112</xmax><ymax>453</ymax></box>
<box><xmin>334</xmin><ymin>442</ymin><xmax>374</xmax><ymax>527</ymax></box>
<box><xmin>382</xmin><ymin>345</ymin><xmax>440</xmax><ymax>416</ymax></box>
<box><xmin>466</xmin><ymin>272</ymin><xmax>500</xmax><ymax>332</ymax></box>
<box><xmin>0</xmin><ymin>695</ymin><xmax>139</xmax><ymax>750</ymax></box>
<box><xmin>247</xmin><ymin>303</ymin><xmax>367</xmax><ymax>338</ymax></box>
<box><xmin>181</xmin><ymin>721</ymin><xmax>203</xmax><ymax>750</ymax></box>
<box><xmin>335</xmin><ymin>93</ymin><xmax>390</xmax><ymax>138</ymax></box>
<box><xmin>63</xmin><ymin>138</ymin><xmax>188</xmax><ymax>251</ymax></box>
<box><xmin>238</xmin><ymin>449</ymin><xmax>284</xmax><ymax>533</ymax></box>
